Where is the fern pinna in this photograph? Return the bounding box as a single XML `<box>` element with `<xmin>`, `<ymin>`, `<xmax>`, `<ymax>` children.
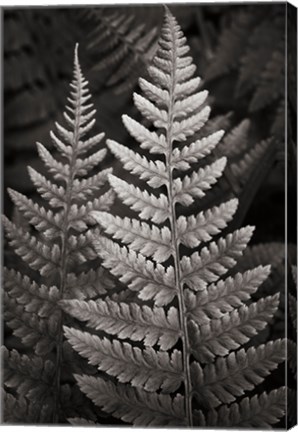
<box><xmin>2</xmin><ymin>44</ymin><xmax>114</xmax><ymax>423</ymax></box>
<box><xmin>61</xmin><ymin>9</ymin><xmax>286</xmax><ymax>428</ymax></box>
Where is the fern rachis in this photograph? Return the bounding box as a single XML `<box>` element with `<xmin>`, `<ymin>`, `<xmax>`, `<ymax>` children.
<box><xmin>61</xmin><ymin>9</ymin><xmax>286</xmax><ymax>427</ymax></box>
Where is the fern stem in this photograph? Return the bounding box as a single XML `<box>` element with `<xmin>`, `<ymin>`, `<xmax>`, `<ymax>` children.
<box><xmin>167</xmin><ymin>176</ymin><xmax>193</xmax><ymax>427</ymax></box>
<box><xmin>165</xmin><ymin>20</ymin><xmax>193</xmax><ymax>427</ymax></box>
<box><xmin>52</xmin><ymin>52</ymin><xmax>82</xmax><ymax>424</ymax></box>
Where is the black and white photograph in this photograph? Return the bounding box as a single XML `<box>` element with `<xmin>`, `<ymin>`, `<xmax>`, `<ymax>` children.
<box><xmin>1</xmin><ymin>1</ymin><xmax>297</xmax><ymax>428</ymax></box>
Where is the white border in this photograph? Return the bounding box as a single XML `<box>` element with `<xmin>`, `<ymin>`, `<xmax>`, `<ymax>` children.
<box><xmin>0</xmin><ymin>0</ymin><xmax>297</xmax><ymax>7</ymax></box>
<box><xmin>0</xmin><ymin>1</ymin><xmax>297</xmax><ymax>432</ymax></box>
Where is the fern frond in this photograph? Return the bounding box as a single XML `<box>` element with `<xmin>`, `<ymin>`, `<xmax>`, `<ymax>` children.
<box><xmin>74</xmin><ymin>375</ymin><xmax>186</xmax><ymax>426</ymax></box>
<box><xmin>189</xmin><ymin>294</ymin><xmax>280</xmax><ymax>362</ymax></box>
<box><xmin>205</xmin><ymin>9</ymin><xmax>255</xmax><ymax>80</ymax></box>
<box><xmin>64</xmin><ymin>327</ymin><xmax>183</xmax><ymax>393</ymax></box>
<box><xmin>3</xmin><ymin>44</ymin><xmax>113</xmax><ymax>423</ymax></box>
<box><xmin>85</xmin><ymin>8</ymin><xmax>158</xmax><ymax>93</ymax></box>
<box><xmin>205</xmin><ymin>6</ymin><xmax>285</xmax><ymax>134</ymax></box>
<box><xmin>230</xmin><ymin>139</ymin><xmax>272</xmax><ymax>184</ymax></box>
<box><xmin>250</xmin><ymin>42</ymin><xmax>284</xmax><ymax>112</ymax></box>
<box><xmin>192</xmin><ymin>339</ymin><xmax>285</xmax><ymax>408</ymax></box>
<box><xmin>219</xmin><ymin>119</ymin><xmax>251</xmax><ymax>158</ymax></box>
<box><xmin>203</xmin><ymin>387</ymin><xmax>286</xmax><ymax>428</ymax></box>
<box><xmin>234</xmin><ymin>242</ymin><xmax>285</xmax><ymax>272</ymax></box>
<box><xmin>236</xmin><ymin>16</ymin><xmax>283</xmax><ymax>97</ymax></box>
<box><xmin>60</xmin><ymin>298</ymin><xmax>180</xmax><ymax>350</ymax></box>
<box><xmin>62</xmin><ymin>9</ymin><xmax>285</xmax><ymax>427</ymax></box>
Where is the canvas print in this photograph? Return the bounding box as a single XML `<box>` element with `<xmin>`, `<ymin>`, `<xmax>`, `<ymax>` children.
<box><xmin>2</xmin><ymin>2</ymin><xmax>297</xmax><ymax>428</ymax></box>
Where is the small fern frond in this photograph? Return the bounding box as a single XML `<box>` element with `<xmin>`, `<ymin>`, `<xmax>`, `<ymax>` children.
<box><xmin>3</xmin><ymin>44</ymin><xmax>113</xmax><ymax>423</ymax></box>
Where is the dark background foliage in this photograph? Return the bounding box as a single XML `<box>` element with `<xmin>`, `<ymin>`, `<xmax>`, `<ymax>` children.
<box><xmin>2</xmin><ymin>3</ymin><xmax>297</xmax><ymax>427</ymax></box>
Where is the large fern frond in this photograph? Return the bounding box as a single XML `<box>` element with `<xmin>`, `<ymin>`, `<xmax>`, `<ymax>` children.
<box><xmin>62</xmin><ymin>9</ymin><xmax>285</xmax><ymax>427</ymax></box>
